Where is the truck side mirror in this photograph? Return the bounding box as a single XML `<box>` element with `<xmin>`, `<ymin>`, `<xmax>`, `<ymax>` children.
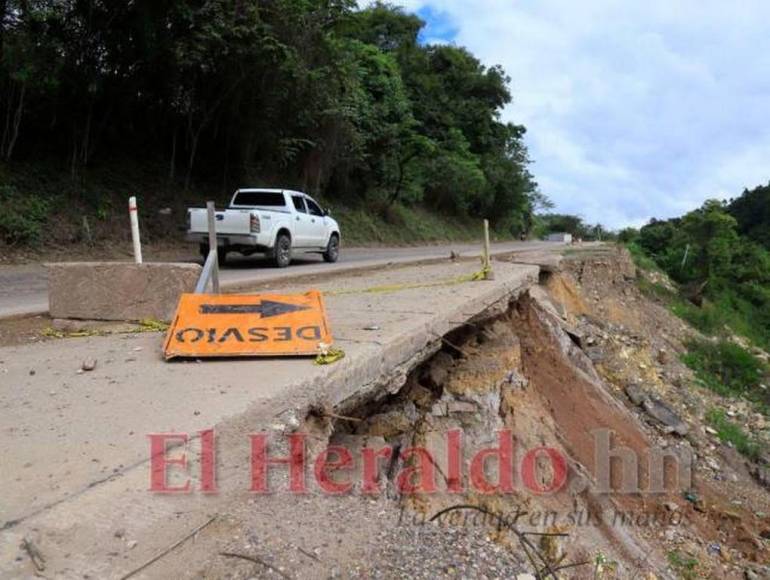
<box><xmin>324</xmin><ymin>208</ymin><xmax>332</xmax><ymax>216</ymax></box>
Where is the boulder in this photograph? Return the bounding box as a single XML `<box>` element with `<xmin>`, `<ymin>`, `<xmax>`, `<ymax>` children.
<box><xmin>625</xmin><ymin>383</ymin><xmax>649</xmax><ymax>406</ymax></box>
<box><xmin>642</xmin><ymin>397</ymin><xmax>689</xmax><ymax>436</ymax></box>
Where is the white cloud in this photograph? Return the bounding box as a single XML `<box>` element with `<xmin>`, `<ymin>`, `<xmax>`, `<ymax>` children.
<box><xmin>387</xmin><ymin>0</ymin><xmax>770</xmax><ymax>227</ymax></box>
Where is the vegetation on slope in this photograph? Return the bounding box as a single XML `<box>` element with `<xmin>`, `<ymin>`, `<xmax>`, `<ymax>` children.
<box><xmin>0</xmin><ymin>161</ymin><xmax>493</xmax><ymax>252</ymax></box>
<box><xmin>624</xmin><ymin>185</ymin><xmax>770</xmax><ymax>459</ymax></box>
<box><xmin>623</xmin><ymin>190</ymin><xmax>770</xmax><ymax>350</ymax></box>
<box><xmin>0</xmin><ymin>0</ymin><xmax>547</xmax><ymax>251</ymax></box>
<box><xmin>705</xmin><ymin>408</ymin><xmax>760</xmax><ymax>461</ymax></box>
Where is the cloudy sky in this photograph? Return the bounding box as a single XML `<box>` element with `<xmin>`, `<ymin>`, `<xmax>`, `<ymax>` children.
<box><xmin>388</xmin><ymin>0</ymin><xmax>770</xmax><ymax>228</ymax></box>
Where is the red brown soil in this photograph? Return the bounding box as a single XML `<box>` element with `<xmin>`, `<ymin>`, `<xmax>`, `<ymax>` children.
<box><xmin>541</xmin><ymin>248</ymin><xmax>770</xmax><ymax>572</ymax></box>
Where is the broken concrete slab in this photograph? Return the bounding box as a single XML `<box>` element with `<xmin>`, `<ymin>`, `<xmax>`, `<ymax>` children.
<box><xmin>47</xmin><ymin>262</ymin><xmax>201</xmax><ymax>322</ymax></box>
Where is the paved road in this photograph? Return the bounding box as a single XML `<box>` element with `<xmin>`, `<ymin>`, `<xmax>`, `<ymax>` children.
<box><xmin>0</xmin><ymin>256</ymin><xmax>544</xmax><ymax>577</ymax></box>
<box><xmin>0</xmin><ymin>241</ymin><xmax>553</xmax><ymax>318</ymax></box>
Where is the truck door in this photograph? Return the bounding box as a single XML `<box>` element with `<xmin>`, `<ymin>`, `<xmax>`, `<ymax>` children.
<box><xmin>291</xmin><ymin>195</ymin><xmax>312</xmax><ymax>247</ymax></box>
<box><xmin>304</xmin><ymin>197</ymin><xmax>328</xmax><ymax>247</ymax></box>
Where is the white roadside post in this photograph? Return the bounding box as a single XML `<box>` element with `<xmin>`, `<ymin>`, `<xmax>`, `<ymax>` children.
<box><xmin>128</xmin><ymin>196</ymin><xmax>143</xmax><ymax>264</ymax></box>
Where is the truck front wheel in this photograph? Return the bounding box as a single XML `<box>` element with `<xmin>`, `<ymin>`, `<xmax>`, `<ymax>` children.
<box><xmin>273</xmin><ymin>233</ymin><xmax>292</xmax><ymax>268</ymax></box>
<box><xmin>323</xmin><ymin>234</ymin><xmax>340</xmax><ymax>263</ymax></box>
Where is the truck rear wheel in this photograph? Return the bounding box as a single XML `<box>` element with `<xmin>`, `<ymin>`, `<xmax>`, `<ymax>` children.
<box><xmin>273</xmin><ymin>233</ymin><xmax>292</xmax><ymax>268</ymax></box>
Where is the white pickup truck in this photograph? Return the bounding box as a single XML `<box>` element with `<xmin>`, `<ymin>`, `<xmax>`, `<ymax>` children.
<box><xmin>186</xmin><ymin>189</ymin><xmax>341</xmax><ymax>267</ymax></box>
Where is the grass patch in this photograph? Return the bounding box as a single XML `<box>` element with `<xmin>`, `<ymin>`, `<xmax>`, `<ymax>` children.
<box><xmin>670</xmin><ymin>301</ymin><xmax>727</xmax><ymax>336</ymax></box>
<box><xmin>634</xmin><ymin>274</ymin><xmax>730</xmax><ymax>338</ymax></box>
<box><xmin>666</xmin><ymin>550</ymin><xmax>699</xmax><ymax>579</ymax></box>
<box><xmin>666</xmin><ymin>292</ymin><xmax>770</xmax><ymax>351</ymax></box>
<box><xmin>715</xmin><ymin>292</ymin><xmax>770</xmax><ymax>351</ymax></box>
<box><xmin>322</xmin><ymin>192</ymin><xmax>523</xmax><ymax>246</ymax></box>
<box><xmin>626</xmin><ymin>241</ymin><xmax>661</xmax><ymax>272</ymax></box>
<box><xmin>637</xmin><ymin>276</ymin><xmax>678</xmax><ymax>302</ymax></box>
<box><xmin>705</xmin><ymin>408</ymin><xmax>761</xmax><ymax>460</ymax></box>
<box><xmin>328</xmin><ymin>202</ymin><xmax>489</xmax><ymax>246</ymax></box>
<box><xmin>681</xmin><ymin>339</ymin><xmax>766</xmax><ymax>398</ymax></box>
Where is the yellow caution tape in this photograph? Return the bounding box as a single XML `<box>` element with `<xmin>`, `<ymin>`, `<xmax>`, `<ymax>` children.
<box><xmin>135</xmin><ymin>319</ymin><xmax>170</xmax><ymax>332</ymax></box>
<box><xmin>42</xmin><ymin>327</ymin><xmax>100</xmax><ymax>339</ymax></box>
<box><xmin>41</xmin><ymin>318</ymin><xmax>169</xmax><ymax>340</ymax></box>
<box><xmin>327</xmin><ymin>262</ymin><xmax>492</xmax><ymax>297</ymax></box>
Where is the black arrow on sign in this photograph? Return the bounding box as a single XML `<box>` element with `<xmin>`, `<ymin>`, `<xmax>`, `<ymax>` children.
<box><xmin>199</xmin><ymin>300</ymin><xmax>311</xmax><ymax>318</ymax></box>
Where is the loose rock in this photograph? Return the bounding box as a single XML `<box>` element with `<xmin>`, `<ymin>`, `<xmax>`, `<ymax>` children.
<box><xmin>625</xmin><ymin>383</ymin><xmax>648</xmax><ymax>406</ymax></box>
<box><xmin>81</xmin><ymin>359</ymin><xmax>97</xmax><ymax>372</ymax></box>
<box><xmin>642</xmin><ymin>397</ymin><xmax>689</xmax><ymax>436</ymax></box>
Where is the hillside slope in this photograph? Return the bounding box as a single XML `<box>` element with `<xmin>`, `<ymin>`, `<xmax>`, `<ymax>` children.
<box><xmin>0</xmin><ymin>162</ymin><xmax>506</xmax><ymax>264</ymax></box>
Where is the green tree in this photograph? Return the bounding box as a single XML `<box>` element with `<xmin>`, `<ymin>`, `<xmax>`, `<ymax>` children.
<box><xmin>678</xmin><ymin>200</ymin><xmax>739</xmax><ymax>287</ymax></box>
<box><xmin>0</xmin><ymin>0</ymin><xmax>542</xmax><ymax>242</ymax></box>
<box><xmin>728</xmin><ymin>183</ymin><xmax>770</xmax><ymax>249</ymax></box>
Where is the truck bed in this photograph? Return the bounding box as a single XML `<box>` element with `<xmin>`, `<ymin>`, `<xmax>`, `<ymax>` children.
<box><xmin>189</xmin><ymin>208</ymin><xmax>253</xmax><ymax>236</ymax></box>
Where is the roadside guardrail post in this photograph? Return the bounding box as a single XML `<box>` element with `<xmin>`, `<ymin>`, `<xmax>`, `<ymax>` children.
<box><xmin>206</xmin><ymin>201</ymin><xmax>220</xmax><ymax>294</ymax></box>
<box><xmin>483</xmin><ymin>219</ymin><xmax>494</xmax><ymax>280</ymax></box>
<box><xmin>193</xmin><ymin>201</ymin><xmax>221</xmax><ymax>294</ymax></box>
<box><xmin>129</xmin><ymin>196</ymin><xmax>143</xmax><ymax>264</ymax></box>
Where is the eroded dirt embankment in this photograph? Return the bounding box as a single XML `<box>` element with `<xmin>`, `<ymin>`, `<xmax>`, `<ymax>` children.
<box><xmin>290</xmin><ymin>247</ymin><xmax>770</xmax><ymax>579</ymax></box>
<box><xmin>137</xmin><ymin>247</ymin><xmax>770</xmax><ymax>579</ymax></box>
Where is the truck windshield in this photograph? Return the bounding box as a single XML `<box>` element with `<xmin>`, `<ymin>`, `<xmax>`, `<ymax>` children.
<box><xmin>232</xmin><ymin>191</ymin><xmax>285</xmax><ymax>207</ymax></box>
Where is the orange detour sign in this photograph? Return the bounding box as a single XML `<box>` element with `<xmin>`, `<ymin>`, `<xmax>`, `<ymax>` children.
<box><xmin>163</xmin><ymin>291</ymin><xmax>332</xmax><ymax>359</ymax></box>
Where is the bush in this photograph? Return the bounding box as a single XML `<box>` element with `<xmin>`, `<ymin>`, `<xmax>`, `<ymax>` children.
<box><xmin>0</xmin><ymin>185</ymin><xmax>50</xmax><ymax>245</ymax></box>
<box><xmin>682</xmin><ymin>339</ymin><xmax>766</xmax><ymax>398</ymax></box>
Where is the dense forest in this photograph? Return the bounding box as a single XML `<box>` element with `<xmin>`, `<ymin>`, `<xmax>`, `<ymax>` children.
<box><xmin>0</xmin><ymin>0</ymin><xmax>546</xmax><ymax>248</ymax></box>
<box><xmin>623</xmin><ymin>182</ymin><xmax>770</xmax><ymax>350</ymax></box>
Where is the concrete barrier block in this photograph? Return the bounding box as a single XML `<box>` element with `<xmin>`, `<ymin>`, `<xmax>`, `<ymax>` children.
<box><xmin>47</xmin><ymin>262</ymin><xmax>202</xmax><ymax>322</ymax></box>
